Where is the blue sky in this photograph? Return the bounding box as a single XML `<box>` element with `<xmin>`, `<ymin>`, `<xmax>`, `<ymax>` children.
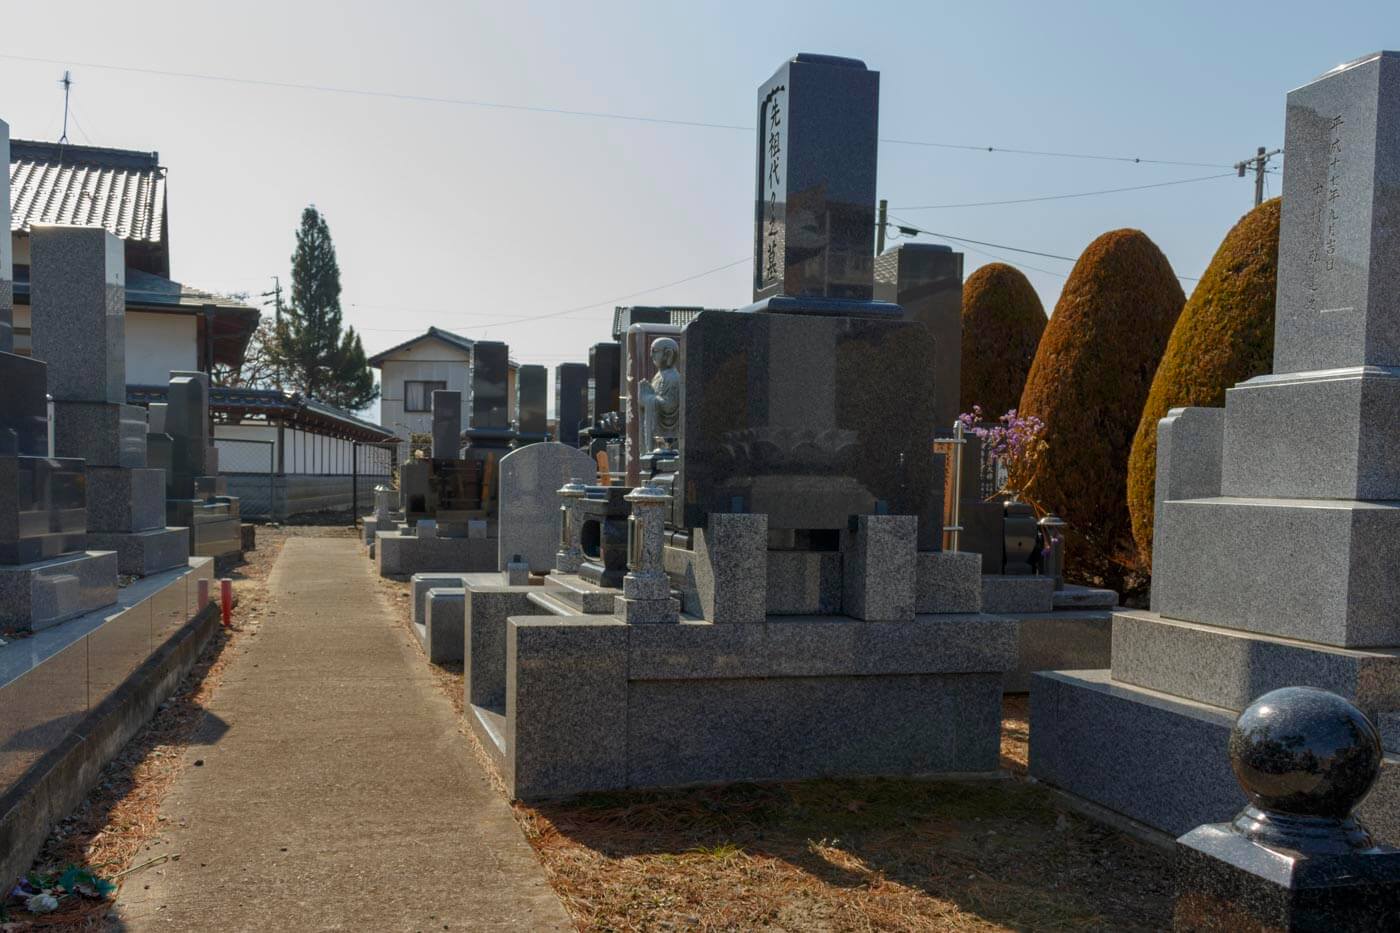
<box><xmin>3</xmin><ymin>1</ymin><xmax>1398</xmax><ymax>417</ymax></box>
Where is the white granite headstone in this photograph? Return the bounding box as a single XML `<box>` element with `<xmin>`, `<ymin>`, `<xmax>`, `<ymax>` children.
<box><xmin>497</xmin><ymin>442</ymin><xmax>597</xmax><ymax>572</ymax></box>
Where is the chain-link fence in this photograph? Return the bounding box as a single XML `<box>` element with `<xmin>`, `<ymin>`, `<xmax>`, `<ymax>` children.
<box><xmin>214</xmin><ymin>438</ymin><xmax>276</xmax><ymax>518</ymax></box>
<box><xmin>351</xmin><ymin>441</ymin><xmax>399</xmax><ymax>519</ymax></box>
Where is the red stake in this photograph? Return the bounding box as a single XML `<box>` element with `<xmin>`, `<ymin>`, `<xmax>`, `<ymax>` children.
<box><xmin>220</xmin><ymin>578</ymin><xmax>233</xmax><ymax>626</ymax></box>
<box><xmin>197</xmin><ymin>577</ymin><xmax>210</xmax><ymax>611</ymax></box>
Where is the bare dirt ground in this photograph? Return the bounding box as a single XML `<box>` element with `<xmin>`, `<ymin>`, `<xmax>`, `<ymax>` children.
<box><xmin>3</xmin><ymin>527</ymin><xmax>296</xmax><ymax>931</ymax></box>
<box><xmin>378</xmin><ymin>574</ymin><xmax>1175</xmax><ymax>932</ymax></box>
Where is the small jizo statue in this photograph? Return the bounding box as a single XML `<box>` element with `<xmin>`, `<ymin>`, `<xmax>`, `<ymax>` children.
<box><xmin>638</xmin><ymin>337</ymin><xmax>681</xmax><ymax>453</ymax></box>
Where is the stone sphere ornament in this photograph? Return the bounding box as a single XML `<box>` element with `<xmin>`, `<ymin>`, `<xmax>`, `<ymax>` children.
<box><xmin>1227</xmin><ymin>686</ymin><xmax>1384</xmax><ymax>853</ymax></box>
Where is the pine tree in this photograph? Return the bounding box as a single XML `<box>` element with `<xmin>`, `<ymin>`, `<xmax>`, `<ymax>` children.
<box><xmin>275</xmin><ymin>205</ymin><xmax>378</xmax><ymax>411</ymax></box>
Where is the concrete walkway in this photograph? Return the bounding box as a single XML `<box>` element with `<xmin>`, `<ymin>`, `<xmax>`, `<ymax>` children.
<box><xmin>116</xmin><ymin>535</ymin><xmax>571</xmax><ymax>932</ymax></box>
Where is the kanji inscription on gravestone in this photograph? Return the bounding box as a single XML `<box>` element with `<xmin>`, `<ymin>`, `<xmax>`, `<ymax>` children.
<box><xmin>1274</xmin><ymin>51</ymin><xmax>1400</xmax><ymax>373</ymax></box>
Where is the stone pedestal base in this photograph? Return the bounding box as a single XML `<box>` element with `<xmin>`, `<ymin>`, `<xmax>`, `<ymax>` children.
<box><xmin>981</xmin><ymin>574</ymin><xmax>1055</xmax><ymax>614</ymax></box>
<box><xmin>0</xmin><ymin>551</ymin><xmax>118</xmax><ymax>631</ymax></box>
<box><xmin>87</xmin><ymin>527</ymin><xmax>190</xmax><ymax>576</ymax></box>
<box><xmin>613</xmin><ymin>594</ymin><xmax>679</xmax><ymax>624</ymax></box>
<box><xmin>1029</xmin><ymin>668</ymin><xmax>1400</xmax><ymax>845</ymax></box>
<box><xmin>421</xmin><ymin>588</ymin><xmax>465</xmax><ymax>664</ymax></box>
<box><xmin>86</xmin><ymin>466</ymin><xmax>165</xmax><ymax>532</ymax></box>
<box><xmin>1174</xmin><ymin>821</ymin><xmax>1400</xmax><ymax>930</ymax></box>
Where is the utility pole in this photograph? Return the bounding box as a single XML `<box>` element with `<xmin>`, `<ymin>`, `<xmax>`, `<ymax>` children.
<box><xmin>876</xmin><ymin>198</ymin><xmax>888</xmax><ymax>254</ymax></box>
<box><xmin>57</xmin><ymin>71</ymin><xmax>73</xmax><ymax>145</ymax></box>
<box><xmin>261</xmin><ymin>275</ymin><xmax>284</xmax><ymax>391</ymax></box>
<box><xmin>1235</xmin><ymin>146</ymin><xmax>1282</xmax><ymax>207</ymax></box>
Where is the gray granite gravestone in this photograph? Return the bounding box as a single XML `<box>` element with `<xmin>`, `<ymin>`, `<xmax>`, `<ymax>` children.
<box><xmin>554</xmin><ymin>362</ymin><xmax>589</xmax><ymax>447</ymax></box>
<box><xmin>0</xmin><ymin>334</ymin><xmax>116</xmax><ymax>624</ymax></box>
<box><xmin>28</xmin><ymin>225</ymin><xmax>188</xmax><ymax>575</ymax></box>
<box><xmin>163</xmin><ymin>371</ymin><xmax>240</xmax><ymax>558</ymax></box>
<box><xmin>498</xmin><ymin>442</ymin><xmax>597</xmax><ymax>573</ymax></box>
<box><xmin>1030</xmin><ymin>51</ymin><xmax>1400</xmax><ymax>847</ymax></box>
<box><xmin>875</xmin><ymin>243</ymin><xmax>964</xmax><ymax>434</ymax></box>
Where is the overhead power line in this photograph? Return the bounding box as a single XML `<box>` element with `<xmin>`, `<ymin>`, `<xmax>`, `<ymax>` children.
<box><xmin>888</xmin><ymin>215</ymin><xmax>1200</xmax><ymax>283</ymax></box>
<box><xmin>893</xmin><ymin>172</ymin><xmax>1237</xmax><ymax>211</ymax></box>
<box><xmin>0</xmin><ymin>51</ymin><xmax>1242</xmax><ymax>169</ymax></box>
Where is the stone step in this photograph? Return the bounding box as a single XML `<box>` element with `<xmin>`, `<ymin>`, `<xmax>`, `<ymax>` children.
<box><xmin>1153</xmin><ymin>496</ymin><xmax>1400</xmax><ymax>648</ymax></box>
<box><xmin>1110</xmin><ymin>609</ymin><xmax>1400</xmax><ymax>718</ymax></box>
<box><xmin>526</xmin><ymin>591</ymin><xmax>581</xmax><ymax>617</ymax></box>
<box><xmin>1029</xmin><ymin>669</ymin><xmax>1400</xmax><ymax>845</ymax></box>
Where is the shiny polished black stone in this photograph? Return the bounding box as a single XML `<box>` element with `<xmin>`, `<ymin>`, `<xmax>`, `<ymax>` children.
<box><xmin>429</xmin><ymin>458</ymin><xmax>482</xmax><ymax>517</ymax></box>
<box><xmin>1230</xmin><ymin>686</ymin><xmax>1383</xmax><ymax>824</ymax></box>
<box><xmin>588</xmin><ymin>342</ymin><xmax>621</xmax><ymax>427</ymax></box>
<box><xmin>554</xmin><ymin>363</ymin><xmax>589</xmax><ymax>447</ymax></box>
<box><xmin>753</xmin><ymin>54</ymin><xmax>879</xmax><ymax>303</ymax></box>
<box><xmin>577</xmin><ymin>486</ymin><xmax>630</xmax><ymax>588</ymax></box>
<box><xmin>1</xmin><ymin>454</ymin><xmax>88</xmax><ymax>563</ymax></box>
<box><xmin>400</xmin><ymin>459</ymin><xmax>432</xmax><ymax>521</ymax></box>
<box><xmin>680</xmin><ymin>309</ymin><xmax>940</xmax><ymax>550</ymax></box>
<box><xmin>516</xmin><ymin>364</ymin><xmax>548</xmax><ymax>441</ymax></box>
<box><xmin>471</xmin><ymin>341</ymin><xmax>510</xmax><ymax>430</ymax></box>
<box><xmin>0</xmin><ymin>351</ymin><xmax>49</xmax><ymax>457</ymax></box>
<box><xmin>431</xmin><ymin>390</ymin><xmax>462</xmax><ymax>458</ymax></box>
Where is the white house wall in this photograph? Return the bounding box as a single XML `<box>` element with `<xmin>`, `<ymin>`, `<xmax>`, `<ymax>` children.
<box><xmin>215</xmin><ymin>423</ymin><xmax>393</xmax><ymax>477</ymax></box>
<box><xmin>126</xmin><ymin>312</ymin><xmax>197</xmax><ymax>384</ymax></box>
<box><xmin>377</xmin><ymin>342</ymin><xmax>471</xmax><ymax>458</ymax></box>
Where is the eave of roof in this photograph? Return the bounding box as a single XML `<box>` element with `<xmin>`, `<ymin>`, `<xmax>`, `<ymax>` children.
<box><xmin>128</xmin><ymin>384</ymin><xmax>397</xmax><ymax>443</ymax></box>
<box><xmin>367</xmin><ymin>326</ymin><xmax>475</xmax><ymax>367</ymax></box>
<box><xmin>12</xmin><ymin>266</ymin><xmax>260</xmax><ymax>367</ymax></box>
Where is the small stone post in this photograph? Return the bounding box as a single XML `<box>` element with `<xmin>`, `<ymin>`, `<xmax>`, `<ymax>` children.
<box><xmin>1173</xmin><ymin>686</ymin><xmax>1400</xmax><ymax>930</ymax></box>
<box><xmin>554</xmin><ymin>478</ymin><xmax>588</xmax><ymax>573</ymax></box>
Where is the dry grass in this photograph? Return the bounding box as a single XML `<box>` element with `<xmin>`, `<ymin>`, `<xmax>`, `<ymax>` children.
<box><xmin>5</xmin><ymin>528</ymin><xmax>291</xmax><ymax>931</ymax></box>
<box><xmin>381</xmin><ymin>575</ymin><xmax>1174</xmax><ymax>932</ymax></box>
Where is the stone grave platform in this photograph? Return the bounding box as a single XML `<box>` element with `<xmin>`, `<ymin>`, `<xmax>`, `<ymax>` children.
<box><xmin>469</xmin><ymin>606</ymin><xmax>1015</xmax><ymax>801</ymax></box>
<box><xmin>375</xmin><ymin>526</ymin><xmax>496</xmax><ymax>578</ymax></box>
<box><xmin>462</xmin><ymin>509</ymin><xmax>1016</xmax><ymax>801</ymax></box>
<box><xmin>0</xmin><ymin>550</ymin><xmax>119</xmax><ymax>631</ymax></box>
<box><xmin>977</xmin><ymin>576</ymin><xmax>1117</xmax><ymax>693</ymax></box>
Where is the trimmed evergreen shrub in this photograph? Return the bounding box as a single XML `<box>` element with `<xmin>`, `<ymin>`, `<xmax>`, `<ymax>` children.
<box><xmin>960</xmin><ymin>262</ymin><xmax>1048</xmax><ymax>416</ymax></box>
<box><xmin>1015</xmin><ymin>229</ymin><xmax>1185</xmax><ymax>590</ymax></box>
<box><xmin>1127</xmin><ymin>198</ymin><xmax>1280</xmax><ymax>567</ymax></box>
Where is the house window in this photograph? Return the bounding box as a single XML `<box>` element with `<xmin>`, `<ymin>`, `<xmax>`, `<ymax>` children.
<box><xmin>404</xmin><ymin>380</ymin><xmax>447</xmax><ymax>412</ymax></box>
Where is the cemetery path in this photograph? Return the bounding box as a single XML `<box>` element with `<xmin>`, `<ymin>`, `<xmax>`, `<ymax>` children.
<box><xmin>114</xmin><ymin>534</ymin><xmax>572</xmax><ymax>932</ymax></box>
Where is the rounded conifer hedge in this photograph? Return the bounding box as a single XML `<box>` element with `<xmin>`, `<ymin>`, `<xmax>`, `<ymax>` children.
<box><xmin>1127</xmin><ymin>198</ymin><xmax>1281</xmax><ymax>567</ymax></box>
<box><xmin>960</xmin><ymin>262</ymin><xmax>1047</xmax><ymax>416</ymax></box>
<box><xmin>1014</xmin><ymin>229</ymin><xmax>1184</xmax><ymax>590</ymax></box>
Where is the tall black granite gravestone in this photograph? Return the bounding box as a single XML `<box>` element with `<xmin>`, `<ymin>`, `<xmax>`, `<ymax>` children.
<box><xmin>516</xmin><ymin>364</ymin><xmax>549</xmax><ymax>444</ymax></box>
<box><xmin>0</xmin><ymin>119</ymin><xmax>11</xmax><ymax>355</ymax></box>
<box><xmin>554</xmin><ymin>362</ymin><xmax>589</xmax><ymax>447</ymax></box>
<box><xmin>754</xmin><ymin>54</ymin><xmax>880</xmax><ymax>305</ymax></box>
<box><xmin>875</xmin><ymin>243</ymin><xmax>964</xmax><ymax>434</ymax></box>
<box><xmin>431</xmin><ymin>389</ymin><xmax>462</xmax><ymax>458</ymax></box>
<box><xmin>462</xmin><ymin>341</ymin><xmax>514</xmax><ymax>518</ymax></box>
<box><xmin>465</xmin><ymin>341</ymin><xmax>514</xmax><ymax>445</ymax></box>
<box><xmin>587</xmin><ymin>342</ymin><xmax>621</xmax><ymax>427</ymax></box>
<box><xmin>581</xmin><ymin>341</ymin><xmax>622</xmax><ymax>458</ymax></box>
